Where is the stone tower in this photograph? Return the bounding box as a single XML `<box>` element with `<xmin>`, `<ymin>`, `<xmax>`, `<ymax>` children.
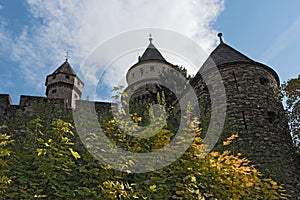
<box><xmin>125</xmin><ymin>35</ymin><xmax>175</xmax><ymax>106</ymax></box>
<box><xmin>45</xmin><ymin>58</ymin><xmax>84</xmax><ymax>108</ymax></box>
<box><xmin>191</xmin><ymin>33</ymin><xmax>300</xmax><ymax>198</ymax></box>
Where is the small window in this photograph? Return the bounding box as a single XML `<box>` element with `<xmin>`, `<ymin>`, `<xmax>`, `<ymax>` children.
<box><xmin>52</xmin><ymin>89</ymin><xmax>57</xmax><ymax>94</ymax></box>
<box><xmin>150</xmin><ymin>66</ymin><xmax>154</xmax><ymax>72</ymax></box>
<box><xmin>260</xmin><ymin>77</ymin><xmax>269</xmax><ymax>85</ymax></box>
<box><xmin>267</xmin><ymin>111</ymin><xmax>276</xmax><ymax>123</ymax></box>
<box><xmin>66</xmin><ymin>75</ymin><xmax>70</xmax><ymax>79</ymax></box>
<box><xmin>132</xmin><ymin>72</ymin><xmax>134</xmax><ymax>78</ymax></box>
<box><xmin>53</xmin><ymin>75</ymin><xmax>56</xmax><ymax>79</ymax></box>
<box><xmin>140</xmin><ymin>68</ymin><xmax>144</xmax><ymax>76</ymax></box>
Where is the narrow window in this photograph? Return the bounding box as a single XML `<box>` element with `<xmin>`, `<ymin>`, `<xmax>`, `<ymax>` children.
<box><xmin>267</xmin><ymin>111</ymin><xmax>276</xmax><ymax>123</ymax></box>
<box><xmin>52</xmin><ymin>89</ymin><xmax>57</xmax><ymax>94</ymax></box>
<box><xmin>140</xmin><ymin>68</ymin><xmax>144</xmax><ymax>76</ymax></box>
<box><xmin>132</xmin><ymin>72</ymin><xmax>135</xmax><ymax>78</ymax></box>
<box><xmin>233</xmin><ymin>71</ymin><xmax>239</xmax><ymax>91</ymax></box>
<box><xmin>150</xmin><ymin>66</ymin><xmax>154</xmax><ymax>72</ymax></box>
<box><xmin>53</xmin><ymin>75</ymin><xmax>56</xmax><ymax>79</ymax></box>
<box><xmin>260</xmin><ymin>77</ymin><xmax>269</xmax><ymax>85</ymax></box>
<box><xmin>242</xmin><ymin>111</ymin><xmax>248</xmax><ymax>130</ymax></box>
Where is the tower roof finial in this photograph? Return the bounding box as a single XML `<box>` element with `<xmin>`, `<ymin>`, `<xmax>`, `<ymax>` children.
<box><xmin>217</xmin><ymin>32</ymin><xmax>224</xmax><ymax>44</ymax></box>
<box><xmin>149</xmin><ymin>33</ymin><xmax>153</xmax><ymax>44</ymax></box>
<box><xmin>65</xmin><ymin>51</ymin><xmax>69</xmax><ymax>61</ymax></box>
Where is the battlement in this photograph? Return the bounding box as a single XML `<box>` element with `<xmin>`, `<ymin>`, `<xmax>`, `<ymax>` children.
<box><xmin>1</xmin><ymin>35</ymin><xmax>299</xmax><ymax>198</ymax></box>
<box><xmin>0</xmin><ymin>94</ymin><xmax>113</xmax><ymax>125</ymax></box>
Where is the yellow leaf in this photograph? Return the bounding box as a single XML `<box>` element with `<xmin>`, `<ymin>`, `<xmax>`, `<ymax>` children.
<box><xmin>210</xmin><ymin>151</ymin><xmax>219</xmax><ymax>157</ymax></box>
<box><xmin>223</xmin><ymin>134</ymin><xmax>239</xmax><ymax>146</ymax></box>
<box><xmin>149</xmin><ymin>184</ymin><xmax>156</xmax><ymax>191</ymax></box>
<box><xmin>191</xmin><ymin>176</ymin><xmax>196</xmax><ymax>182</ymax></box>
<box><xmin>69</xmin><ymin>148</ymin><xmax>81</xmax><ymax>159</ymax></box>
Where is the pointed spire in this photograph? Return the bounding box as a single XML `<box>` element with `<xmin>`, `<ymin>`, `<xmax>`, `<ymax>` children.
<box><xmin>138</xmin><ymin>34</ymin><xmax>166</xmax><ymax>62</ymax></box>
<box><xmin>53</xmin><ymin>55</ymin><xmax>76</xmax><ymax>75</ymax></box>
<box><xmin>199</xmin><ymin>34</ymin><xmax>254</xmax><ymax>72</ymax></box>
<box><xmin>217</xmin><ymin>32</ymin><xmax>224</xmax><ymax>44</ymax></box>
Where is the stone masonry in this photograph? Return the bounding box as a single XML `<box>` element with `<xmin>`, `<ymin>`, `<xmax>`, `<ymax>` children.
<box><xmin>0</xmin><ymin>34</ymin><xmax>299</xmax><ymax>198</ymax></box>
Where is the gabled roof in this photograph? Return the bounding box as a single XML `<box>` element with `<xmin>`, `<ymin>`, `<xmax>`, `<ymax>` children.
<box><xmin>52</xmin><ymin>60</ymin><xmax>76</xmax><ymax>75</ymax></box>
<box><xmin>139</xmin><ymin>42</ymin><xmax>166</xmax><ymax>62</ymax></box>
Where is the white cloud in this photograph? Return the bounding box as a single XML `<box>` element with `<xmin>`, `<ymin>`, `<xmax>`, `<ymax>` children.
<box><xmin>10</xmin><ymin>0</ymin><xmax>224</xmax><ymax>99</ymax></box>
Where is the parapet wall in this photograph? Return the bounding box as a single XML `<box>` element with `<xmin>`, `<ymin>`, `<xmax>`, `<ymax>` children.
<box><xmin>0</xmin><ymin>94</ymin><xmax>113</xmax><ymax>125</ymax></box>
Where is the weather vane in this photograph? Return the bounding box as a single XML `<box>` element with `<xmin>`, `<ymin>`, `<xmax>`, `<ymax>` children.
<box><xmin>149</xmin><ymin>33</ymin><xmax>153</xmax><ymax>44</ymax></box>
<box><xmin>65</xmin><ymin>51</ymin><xmax>69</xmax><ymax>61</ymax></box>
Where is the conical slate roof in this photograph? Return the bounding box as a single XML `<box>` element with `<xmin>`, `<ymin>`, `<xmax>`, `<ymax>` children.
<box><xmin>139</xmin><ymin>40</ymin><xmax>166</xmax><ymax>62</ymax></box>
<box><xmin>208</xmin><ymin>43</ymin><xmax>253</xmax><ymax>65</ymax></box>
<box><xmin>200</xmin><ymin>36</ymin><xmax>253</xmax><ymax>72</ymax></box>
<box><xmin>52</xmin><ymin>60</ymin><xmax>76</xmax><ymax>75</ymax></box>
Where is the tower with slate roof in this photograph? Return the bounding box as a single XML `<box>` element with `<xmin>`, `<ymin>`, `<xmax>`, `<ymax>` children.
<box><xmin>45</xmin><ymin>58</ymin><xmax>84</xmax><ymax>108</ymax></box>
<box><xmin>125</xmin><ymin>34</ymin><xmax>175</xmax><ymax>105</ymax></box>
<box><xmin>191</xmin><ymin>33</ymin><xmax>300</xmax><ymax>198</ymax></box>
<box><xmin>125</xmin><ymin>33</ymin><xmax>300</xmax><ymax>198</ymax></box>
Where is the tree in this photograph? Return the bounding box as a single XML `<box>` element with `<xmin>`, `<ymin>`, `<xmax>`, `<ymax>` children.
<box><xmin>0</xmin><ymin>125</ymin><xmax>13</xmax><ymax>194</ymax></box>
<box><xmin>281</xmin><ymin>75</ymin><xmax>300</xmax><ymax>146</ymax></box>
<box><xmin>0</xmin><ymin>91</ymin><xmax>286</xmax><ymax>199</ymax></box>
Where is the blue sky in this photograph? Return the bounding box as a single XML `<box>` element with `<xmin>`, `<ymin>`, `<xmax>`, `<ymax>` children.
<box><xmin>0</xmin><ymin>0</ymin><xmax>300</xmax><ymax>104</ymax></box>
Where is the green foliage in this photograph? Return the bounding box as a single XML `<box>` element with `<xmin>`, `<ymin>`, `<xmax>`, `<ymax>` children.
<box><xmin>0</xmin><ymin>90</ymin><xmax>286</xmax><ymax>199</ymax></box>
<box><xmin>0</xmin><ymin>125</ymin><xmax>13</xmax><ymax>194</ymax></box>
<box><xmin>281</xmin><ymin>75</ymin><xmax>300</xmax><ymax>146</ymax></box>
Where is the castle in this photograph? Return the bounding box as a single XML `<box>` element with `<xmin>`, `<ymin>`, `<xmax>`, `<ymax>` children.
<box><xmin>0</xmin><ymin>33</ymin><xmax>299</xmax><ymax>198</ymax></box>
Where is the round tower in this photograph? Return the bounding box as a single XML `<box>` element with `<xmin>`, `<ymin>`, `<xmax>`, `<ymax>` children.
<box><xmin>45</xmin><ymin>59</ymin><xmax>84</xmax><ymax>108</ymax></box>
<box><xmin>191</xmin><ymin>33</ymin><xmax>300</xmax><ymax>198</ymax></box>
<box><xmin>125</xmin><ymin>35</ymin><xmax>176</xmax><ymax>105</ymax></box>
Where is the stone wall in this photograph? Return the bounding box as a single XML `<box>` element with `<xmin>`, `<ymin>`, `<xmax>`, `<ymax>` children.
<box><xmin>0</xmin><ymin>95</ymin><xmax>113</xmax><ymax>126</ymax></box>
<box><xmin>192</xmin><ymin>61</ymin><xmax>300</xmax><ymax>198</ymax></box>
<box><xmin>0</xmin><ymin>94</ymin><xmax>13</xmax><ymax>125</ymax></box>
